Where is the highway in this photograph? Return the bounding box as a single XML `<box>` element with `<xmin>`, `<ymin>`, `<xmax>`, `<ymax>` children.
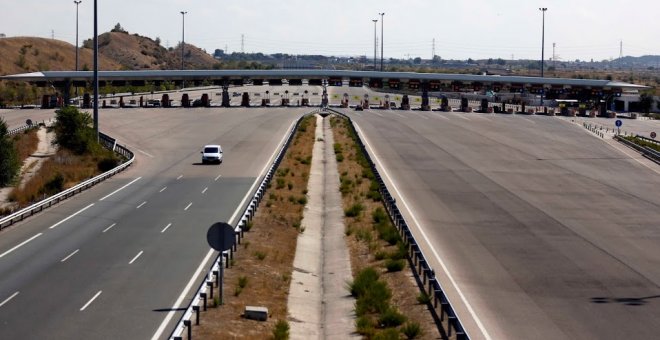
<box><xmin>330</xmin><ymin>87</ymin><xmax>660</xmax><ymax>339</ymax></box>
<box><xmin>0</xmin><ymin>106</ymin><xmax>307</xmax><ymax>339</ymax></box>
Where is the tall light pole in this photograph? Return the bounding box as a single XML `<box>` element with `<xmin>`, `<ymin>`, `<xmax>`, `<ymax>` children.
<box><xmin>180</xmin><ymin>11</ymin><xmax>187</xmax><ymax>70</ymax></box>
<box><xmin>372</xmin><ymin>19</ymin><xmax>378</xmax><ymax>70</ymax></box>
<box><xmin>93</xmin><ymin>0</ymin><xmax>98</xmax><ymax>140</ymax></box>
<box><xmin>74</xmin><ymin>1</ymin><xmax>81</xmax><ymax>72</ymax></box>
<box><xmin>379</xmin><ymin>12</ymin><xmax>385</xmax><ymax>71</ymax></box>
<box><xmin>539</xmin><ymin>7</ymin><xmax>547</xmax><ymax>105</ymax></box>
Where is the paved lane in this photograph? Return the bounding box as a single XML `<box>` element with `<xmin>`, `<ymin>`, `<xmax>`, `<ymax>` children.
<box><xmin>340</xmin><ymin>105</ymin><xmax>660</xmax><ymax>340</ymax></box>
<box><xmin>0</xmin><ymin>107</ymin><xmax>311</xmax><ymax>339</ymax></box>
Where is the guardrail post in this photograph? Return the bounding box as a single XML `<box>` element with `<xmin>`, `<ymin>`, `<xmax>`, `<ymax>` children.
<box><xmin>448</xmin><ymin>316</ymin><xmax>457</xmax><ymax>337</ymax></box>
<box><xmin>193</xmin><ymin>305</ymin><xmax>200</xmax><ymax>325</ymax></box>
<box><xmin>201</xmin><ymin>292</ymin><xmax>207</xmax><ymax>311</ymax></box>
<box><xmin>213</xmin><ymin>270</ymin><xmax>219</xmax><ymax>287</ymax></box>
<box><xmin>184</xmin><ymin>319</ymin><xmax>192</xmax><ymax>339</ymax></box>
<box><xmin>207</xmin><ymin>281</ymin><xmax>214</xmax><ymax>305</ymax></box>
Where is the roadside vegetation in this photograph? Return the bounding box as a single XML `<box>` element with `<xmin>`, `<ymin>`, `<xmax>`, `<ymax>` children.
<box><xmin>0</xmin><ymin>118</ymin><xmax>22</xmax><ymax>188</ymax></box>
<box><xmin>4</xmin><ymin>106</ymin><xmax>121</xmax><ymax>209</ymax></box>
<box><xmin>623</xmin><ymin>135</ymin><xmax>660</xmax><ymax>152</ymax></box>
<box><xmin>192</xmin><ymin>114</ymin><xmax>315</xmax><ymax>339</ymax></box>
<box><xmin>331</xmin><ymin>115</ymin><xmax>434</xmax><ymax>339</ymax></box>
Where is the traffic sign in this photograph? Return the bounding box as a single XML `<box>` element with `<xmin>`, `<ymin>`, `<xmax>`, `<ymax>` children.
<box><xmin>615</xmin><ymin>120</ymin><xmax>623</xmax><ymax>127</ymax></box>
<box><xmin>651</xmin><ymin>132</ymin><xmax>657</xmax><ymax>139</ymax></box>
<box><xmin>207</xmin><ymin>222</ymin><xmax>235</xmax><ymax>252</ymax></box>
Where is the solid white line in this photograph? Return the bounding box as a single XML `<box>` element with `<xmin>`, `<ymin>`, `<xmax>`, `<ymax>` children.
<box><xmin>201</xmin><ymin>187</ymin><xmax>208</xmax><ymax>194</ymax></box>
<box><xmin>161</xmin><ymin>223</ymin><xmax>172</xmax><ymax>233</ymax></box>
<box><xmin>80</xmin><ymin>291</ymin><xmax>102</xmax><ymax>311</ymax></box>
<box><xmin>160</xmin><ymin>187</ymin><xmax>167</xmax><ymax>193</ymax></box>
<box><xmin>176</xmin><ymin>175</ymin><xmax>183</xmax><ymax>180</ymax></box>
<box><xmin>214</xmin><ymin>174</ymin><xmax>222</xmax><ymax>181</ymax></box>
<box><xmin>137</xmin><ymin>149</ymin><xmax>155</xmax><ymax>158</ymax></box>
<box><xmin>0</xmin><ymin>292</ymin><xmax>19</xmax><ymax>308</ymax></box>
<box><xmin>150</xmin><ymin>119</ymin><xmax>297</xmax><ymax>340</ymax></box>
<box><xmin>129</xmin><ymin>251</ymin><xmax>144</xmax><ymax>264</ymax></box>
<box><xmin>103</xmin><ymin>223</ymin><xmax>116</xmax><ymax>233</ymax></box>
<box><xmin>354</xmin><ymin>123</ymin><xmax>492</xmax><ymax>340</ymax></box>
<box><xmin>136</xmin><ymin>201</ymin><xmax>147</xmax><ymax>209</ymax></box>
<box><xmin>0</xmin><ymin>233</ymin><xmax>43</xmax><ymax>259</ymax></box>
<box><xmin>184</xmin><ymin>202</ymin><xmax>192</xmax><ymax>211</ymax></box>
<box><xmin>49</xmin><ymin>203</ymin><xmax>95</xmax><ymax>229</ymax></box>
<box><xmin>61</xmin><ymin>249</ymin><xmax>80</xmax><ymax>262</ymax></box>
<box><xmin>99</xmin><ymin>177</ymin><xmax>142</xmax><ymax>201</ymax></box>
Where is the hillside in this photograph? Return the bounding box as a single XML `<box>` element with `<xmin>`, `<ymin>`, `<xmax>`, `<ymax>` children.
<box><xmin>83</xmin><ymin>31</ymin><xmax>219</xmax><ymax>70</ymax></box>
<box><xmin>0</xmin><ymin>37</ymin><xmax>122</xmax><ymax>76</ymax></box>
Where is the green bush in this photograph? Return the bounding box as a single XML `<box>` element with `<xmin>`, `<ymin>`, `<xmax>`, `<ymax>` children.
<box><xmin>372</xmin><ymin>207</ymin><xmax>388</xmax><ymax>224</ymax></box>
<box><xmin>52</xmin><ymin>106</ymin><xmax>99</xmax><ymax>155</ymax></box>
<box><xmin>238</xmin><ymin>276</ymin><xmax>248</xmax><ymax>289</ymax></box>
<box><xmin>97</xmin><ymin>156</ymin><xmax>119</xmax><ymax>172</ymax></box>
<box><xmin>344</xmin><ymin>203</ymin><xmax>364</xmax><ymax>217</ymax></box>
<box><xmin>400</xmin><ymin>322</ymin><xmax>423</xmax><ymax>339</ymax></box>
<box><xmin>417</xmin><ymin>293</ymin><xmax>431</xmax><ymax>305</ymax></box>
<box><xmin>355</xmin><ymin>280</ymin><xmax>391</xmax><ymax>315</ymax></box>
<box><xmin>273</xmin><ymin>320</ymin><xmax>290</xmax><ymax>340</ymax></box>
<box><xmin>373</xmin><ymin>328</ymin><xmax>401</xmax><ymax>340</ymax></box>
<box><xmin>0</xmin><ymin>118</ymin><xmax>20</xmax><ymax>186</ymax></box>
<box><xmin>355</xmin><ymin>316</ymin><xmax>375</xmax><ymax>337</ymax></box>
<box><xmin>385</xmin><ymin>259</ymin><xmax>406</xmax><ymax>272</ymax></box>
<box><xmin>42</xmin><ymin>173</ymin><xmax>65</xmax><ymax>195</ymax></box>
<box><xmin>378</xmin><ymin>308</ymin><xmax>406</xmax><ymax>328</ymax></box>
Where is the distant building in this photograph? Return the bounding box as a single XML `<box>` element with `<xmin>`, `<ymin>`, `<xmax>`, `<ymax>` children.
<box><xmin>0</xmin><ymin>33</ymin><xmax>6</xmax><ymax>38</ymax></box>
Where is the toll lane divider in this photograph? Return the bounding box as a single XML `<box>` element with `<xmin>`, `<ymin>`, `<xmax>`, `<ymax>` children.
<box><xmin>327</xmin><ymin>108</ymin><xmax>469</xmax><ymax>339</ymax></box>
<box><xmin>169</xmin><ymin>110</ymin><xmax>319</xmax><ymax>340</ymax></box>
<box><xmin>0</xmin><ymin>132</ymin><xmax>135</xmax><ymax>230</ymax></box>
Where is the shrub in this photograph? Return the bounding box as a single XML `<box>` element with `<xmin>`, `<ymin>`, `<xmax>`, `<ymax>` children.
<box><xmin>336</xmin><ymin>153</ymin><xmax>344</xmax><ymax>162</ymax></box>
<box><xmin>0</xmin><ymin>118</ymin><xmax>20</xmax><ymax>186</ymax></box>
<box><xmin>349</xmin><ymin>267</ymin><xmax>379</xmax><ymax>297</ymax></box>
<box><xmin>417</xmin><ymin>293</ymin><xmax>431</xmax><ymax>305</ymax></box>
<box><xmin>52</xmin><ymin>106</ymin><xmax>99</xmax><ymax>155</ymax></box>
<box><xmin>385</xmin><ymin>259</ymin><xmax>406</xmax><ymax>272</ymax></box>
<box><xmin>372</xmin><ymin>207</ymin><xmax>388</xmax><ymax>224</ymax></box>
<box><xmin>344</xmin><ymin>203</ymin><xmax>364</xmax><ymax>217</ymax></box>
<box><xmin>378</xmin><ymin>308</ymin><xmax>406</xmax><ymax>328</ymax></box>
<box><xmin>297</xmin><ymin>196</ymin><xmax>307</xmax><ymax>205</ymax></box>
<box><xmin>401</xmin><ymin>322</ymin><xmax>423</xmax><ymax>339</ymax></box>
<box><xmin>42</xmin><ymin>173</ymin><xmax>65</xmax><ymax>195</ymax></box>
<box><xmin>355</xmin><ymin>316</ymin><xmax>375</xmax><ymax>337</ymax></box>
<box><xmin>238</xmin><ymin>276</ymin><xmax>248</xmax><ymax>289</ymax></box>
<box><xmin>276</xmin><ymin>178</ymin><xmax>286</xmax><ymax>189</ymax></box>
<box><xmin>373</xmin><ymin>328</ymin><xmax>401</xmax><ymax>340</ymax></box>
<box><xmin>97</xmin><ymin>156</ymin><xmax>119</xmax><ymax>172</ymax></box>
<box><xmin>254</xmin><ymin>251</ymin><xmax>267</xmax><ymax>260</ymax></box>
<box><xmin>272</xmin><ymin>320</ymin><xmax>290</xmax><ymax>340</ymax></box>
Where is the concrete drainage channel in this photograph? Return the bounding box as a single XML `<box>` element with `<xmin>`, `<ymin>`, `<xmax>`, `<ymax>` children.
<box><xmin>0</xmin><ymin>131</ymin><xmax>134</xmax><ymax>230</ymax></box>
<box><xmin>168</xmin><ymin>110</ymin><xmax>318</xmax><ymax>340</ymax></box>
<box><xmin>327</xmin><ymin>108</ymin><xmax>470</xmax><ymax>340</ymax></box>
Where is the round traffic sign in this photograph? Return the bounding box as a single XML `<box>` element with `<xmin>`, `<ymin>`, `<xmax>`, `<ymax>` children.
<box><xmin>651</xmin><ymin>132</ymin><xmax>657</xmax><ymax>139</ymax></box>
<box><xmin>207</xmin><ymin>222</ymin><xmax>236</xmax><ymax>252</ymax></box>
<box><xmin>615</xmin><ymin>119</ymin><xmax>623</xmax><ymax>127</ymax></box>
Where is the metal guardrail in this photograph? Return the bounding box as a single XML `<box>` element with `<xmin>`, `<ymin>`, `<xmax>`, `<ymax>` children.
<box><xmin>7</xmin><ymin>124</ymin><xmax>33</xmax><ymax>136</ymax></box>
<box><xmin>0</xmin><ymin>132</ymin><xmax>135</xmax><ymax>230</ymax></box>
<box><xmin>614</xmin><ymin>135</ymin><xmax>660</xmax><ymax>165</ymax></box>
<box><xmin>168</xmin><ymin>110</ymin><xmax>317</xmax><ymax>340</ymax></box>
<box><xmin>327</xmin><ymin>108</ymin><xmax>469</xmax><ymax>339</ymax></box>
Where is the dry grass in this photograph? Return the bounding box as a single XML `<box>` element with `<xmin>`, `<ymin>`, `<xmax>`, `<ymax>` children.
<box><xmin>331</xmin><ymin>115</ymin><xmax>439</xmax><ymax>339</ymax></box>
<box><xmin>192</xmin><ymin>115</ymin><xmax>316</xmax><ymax>339</ymax></box>
<box><xmin>12</xmin><ymin>128</ymin><xmax>39</xmax><ymax>164</ymax></box>
<box><xmin>8</xmin><ymin>148</ymin><xmax>116</xmax><ymax>206</ymax></box>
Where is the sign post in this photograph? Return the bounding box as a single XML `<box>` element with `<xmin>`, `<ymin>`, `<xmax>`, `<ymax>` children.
<box><xmin>615</xmin><ymin>119</ymin><xmax>623</xmax><ymax>135</ymax></box>
<box><xmin>651</xmin><ymin>131</ymin><xmax>656</xmax><ymax>140</ymax></box>
<box><xmin>207</xmin><ymin>222</ymin><xmax>236</xmax><ymax>305</ymax></box>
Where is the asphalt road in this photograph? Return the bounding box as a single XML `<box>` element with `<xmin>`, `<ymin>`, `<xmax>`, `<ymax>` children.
<box><xmin>334</xmin><ymin>96</ymin><xmax>660</xmax><ymax>339</ymax></box>
<box><xmin>0</xmin><ymin>108</ymin><xmax>57</xmax><ymax>129</ymax></box>
<box><xmin>0</xmin><ymin>106</ymin><xmax>310</xmax><ymax>339</ymax></box>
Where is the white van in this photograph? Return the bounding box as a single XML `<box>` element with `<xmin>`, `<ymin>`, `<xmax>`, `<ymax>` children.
<box><xmin>201</xmin><ymin>145</ymin><xmax>223</xmax><ymax>164</ymax></box>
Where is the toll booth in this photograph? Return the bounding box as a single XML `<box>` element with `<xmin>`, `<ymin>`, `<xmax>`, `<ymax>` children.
<box><xmin>162</xmin><ymin>94</ymin><xmax>170</xmax><ymax>108</ymax></box>
<box><xmin>441</xmin><ymin>97</ymin><xmax>449</xmax><ymax>112</ymax></box>
<box><xmin>480</xmin><ymin>98</ymin><xmax>488</xmax><ymax>112</ymax></box>
<box><xmin>460</xmin><ymin>98</ymin><xmax>468</xmax><ymax>112</ymax></box>
<box><xmin>83</xmin><ymin>93</ymin><xmax>91</xmax><ymax>109</ymax></box>
<box><xmin>201</xmin><ymin>93</ymin><xmax>210</xmax><ymax>107</ymax></box>
<box><xmin>119</xmin><ymin>97</ymin><xmax>125</xmax><ymax>108</ymax></box>
<box><xmin>241</xmin><ymin>92</ymin><xmax>250</xmax><ymax>107</ymax></box>
<box><xmin>578</xmin><ymin>103</ymin><xmax>587</xmax><ymax>116</ymax></box>
<box><xmin>400</xmin><ymin>95</ymin><xmax>410</xmax><ymax>110</ymax></box>
<box><xmin>181</xmin><ymin>94</ymin><xmax>190</xmax><ymax>108</ymax></box>
<box><xmin>221</xmin><ymin>86</ymin><xmax>230</xmax><ymax>107</ymax></box>
<box><xmin>421</xmin><ymin>85</ymin><xmax>430</xmax><ymax>111</ymax></box>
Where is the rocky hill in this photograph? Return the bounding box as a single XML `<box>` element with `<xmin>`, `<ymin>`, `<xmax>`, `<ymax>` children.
<box><xmin>0</xmin><ymin>37</ymin><xmax>122</xmax><ymax>75</ymax></box>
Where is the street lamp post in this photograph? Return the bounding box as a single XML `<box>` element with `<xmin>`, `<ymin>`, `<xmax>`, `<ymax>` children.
<box><xmin>93</xmin><ymin>0</ymin><xmax>98</xmax><ymax>140</ymax></box>
<box><xmin>180</xmin><ymin>11</ymin><xmax>187</xmax><ymax>71</ymax></box>
<box><xmin>379</xmin><ymin>12</ymin><xmax>385</xmax><ymax>71</ymax></box>
<box><xmin>74</xmin><ymin>1</ymin><xmax>81</xmax><ymax>72</ymax></box>
<box><xmin>539</xmin><ymin>7</ymin><xmax>547</xmax><ymax>105</ymax></box>
<box><xmin>372</xmin><ymin>19</ymin><xmax>378</xmax><ymax>70</ymax></box>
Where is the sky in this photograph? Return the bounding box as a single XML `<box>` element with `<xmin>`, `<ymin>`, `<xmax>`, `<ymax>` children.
<box><xmin>2</xmin><ymin>0</ymin><xmax>659</xmax><ymax>62</ymax></box>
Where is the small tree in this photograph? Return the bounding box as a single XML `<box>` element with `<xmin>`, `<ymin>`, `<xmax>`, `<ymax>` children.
<box><xmin>0</xmin><ymin>118</ymin><xmax>21</xmax><ymax>187</ymax></box>
<box><xmin>52</xmin><ymin>106</ymin><xmax>98</xmax><ymax>154</ymax></box>
<box><xmin>638</xmin><ymin>93</ymin><xmax>654</xmax><ymax>114</ymax></box>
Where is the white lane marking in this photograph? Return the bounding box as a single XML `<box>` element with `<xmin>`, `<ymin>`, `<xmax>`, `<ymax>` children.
<box><xmin>129</xmin><ymin>250</ymin><xmax>144</xmax><ymax>264</ymax></box>
<box><xmin>214</xmin><ymin>174</ymin><xmax>222</xmax><ymax>181</ymax></box>
<box><xmin>202</xmin><ymin>187</ymin><xmax>208</xmax><ymax>194</ymax></box>
<box><xmin>150</xmin><ymin>119</ymin><xmax>297</xmax><ymax>340</ymax></box>
<box><xmin>177</xmin><ymin>175</ymin><xmax>183</xmax><ymax>180</ymax></box>
<box><xmin>354</xmin><ymin>123</ymin><xmax>492</xmax><ymax>340</ymax></box>
<box><xmin>49</xmin><ymin>204</ymin><xmax>95</xmax><ymax>229</ymax></box>
<box><xmin>160</xmin><ymin>187</ymin><xmax>167</xmax><ymax>193</ymax></box>
<box><xmin>391</xmin><ymin>112</ymin><xmax>405</xmax><ymax>118</ymax></box>
<box><xmin>433</xmin><ymin>113</ymin><xmax>449</xmax><ymax>120</ymax></box>
<box><xmin>136</xmin><ymin>201</ymin><xmax>147</xmax><ymax>209</ymax></box>
<box><xmin>80</xmin><ymin>291</ymin><xmax>102</xmax><ymax>311</ymax></box>
<box><xmin>453</xmin><ymin>113</ymin><xmax>471</xmax><ymax>120</ymax></box>
<box><xmin>137</xmin><ymin>149</ymin><xmax>155</xmax><ymax>158</ymax></box>
<box><xmin>61</xmin><ymin>249</ymin><xmax>80</xmax><ymax>262</ymax></box>
<box><xmin>417</xmin><ymin>113</ymin><xmax>430</xmax><ymax>119</ymax></box>
<box><xmin>103</xmin><ymin>223</ymin><xmax>116</xmax><ymax>233</ymax></box>
<box><xmin>0</xmin><ymin>292</ymin><xmax>19</xmax><ymax>308</ymax></box>
<box><xmin>0</xmin><ymin>233</ymin><xmax>43</xmax><ymax>259</ymax></box>
<box><xmin>161</xmin><ymin>223</ymin><xmax>172</xmax><ymax>233</ymax></box>
<box><xmin>184</xmin><ymin>202</ymin><xmax>193</xmax><ymax>211</ymax></box>
<box><xmin>99</xmin><ymin>177</ymin><xmax>142</xmax><ymax>201</ymax></box>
